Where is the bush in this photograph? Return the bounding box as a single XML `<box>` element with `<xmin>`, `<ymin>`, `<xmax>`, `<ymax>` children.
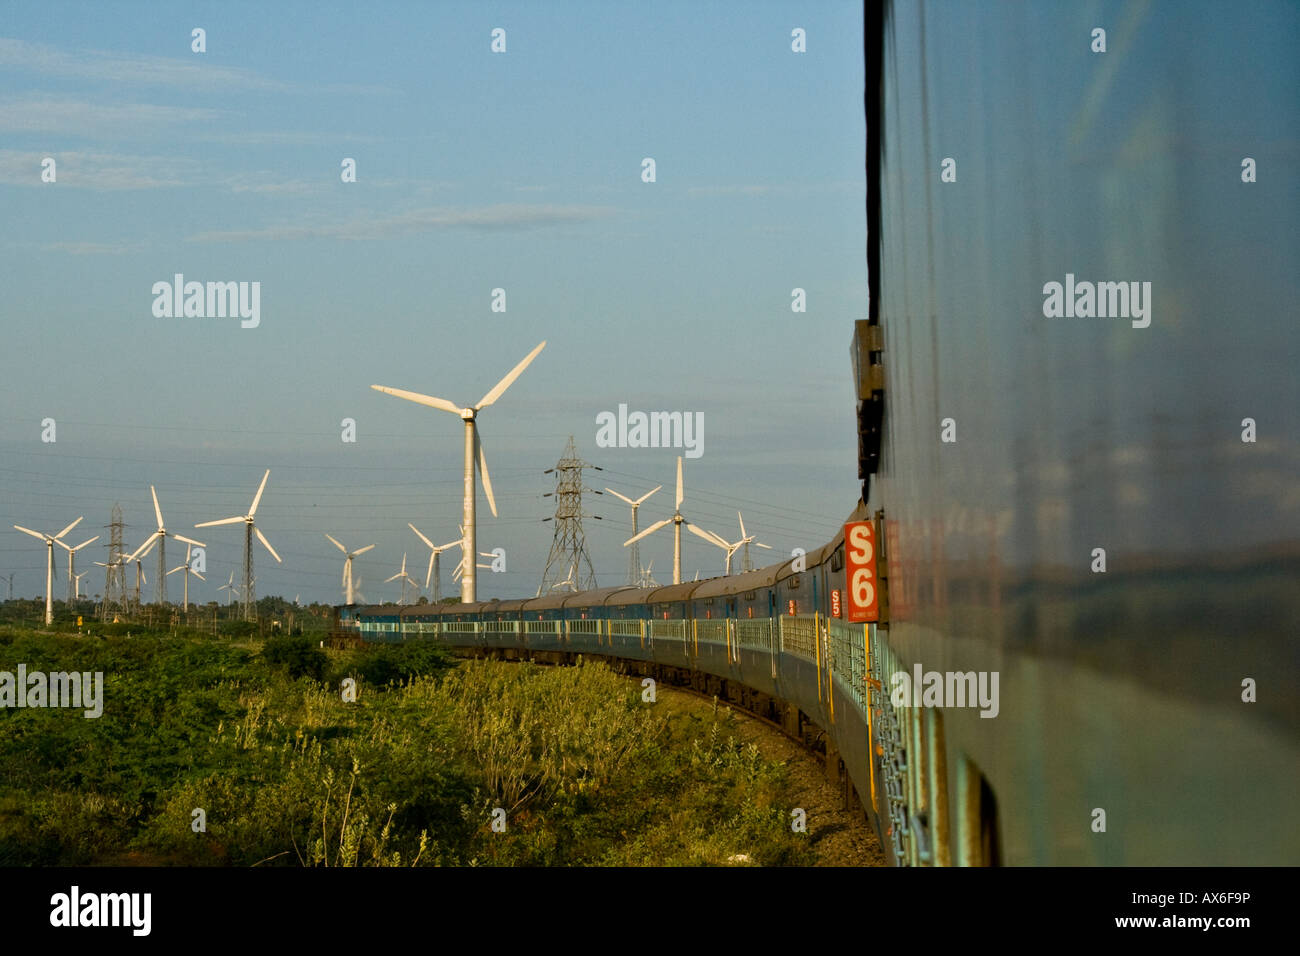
<box><xmin>349</xmin><ymin>642</ymin><xmax>454</xmax><ymax>689</ymax></box>
<box><xmin>261</xmin><ymin>636</ymin><xmax>328</xmax><ymax>681</ymax></box>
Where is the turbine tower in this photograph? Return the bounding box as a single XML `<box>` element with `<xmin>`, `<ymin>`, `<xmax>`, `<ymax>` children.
<box><xmin>167</xmin><ymin>542</ymin><xmax>205</xmax><ymax>612</ymax></box>
<box><xmin>127</xmin><ymin>486</ymin><xmax>204</xmax><ymax>606</ymax></box>
<box><xmin>326</xmin><ymin>534</ymin><xmax>374</xmax><ymax>606</ymax></box>
<box><xmin>13</xmin><ymin>516</ymin><xmax>83</xmax><ymax>625</ymax></box>
<box><xmin>370</xmin><ymin>340</ymin><xmax>546</xmax><ymax>602</ymax></box>
<box><xmin>623</xmin><ymin>457</ymin><xmax>718</xmax><ymax>585</ymax></box>
<box><xmin>408</xmin><ymin>523</ymin><xmax>460</xmax><ymax>603</ymax></box>
<box><xmin>57</xmin><ymin>533</ymin><xmax>100</xmax><ymax>604</ymax></box>
<box><xmin>605</xmin><ymin>484</ymin><xmax>661</xmax><ymax>586</ymax></box>
<box><xmin>538</xmin><ymin>436</ymin><xmax>602</xmax><ymax>595</ymax></box>
<box><xmin>195</xmin><ymin>470</ymin><xmax>280</xmax><ymax>621</ymax></box>
<box><xmin>218</xmin><ymin>571</ymin><xmax>239</xmax><ymax>607</ymax></box>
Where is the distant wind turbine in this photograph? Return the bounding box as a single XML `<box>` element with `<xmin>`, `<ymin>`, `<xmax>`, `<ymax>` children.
<box><xmin>371</xmin><ymin>340</ymin><xmax>546</xmax><ymax>602</ymax></box>
<box><xmin>325</xmin><ymin>534</ymin><xmax>374</xmax><ymax>606</ymax></box>
<box><xmin>606</xmin><ymin>484</ymin><xmax>661</xmax><ymax>586</ymax></box>
<box><xmin>623</xmin><ymin>457</ymin><xmax>723</xmax><ymax>585</ymax></box>
<box><xmin>56</xmin><ymin>533</ymin><xmax>100</xmax><ymax>605</ymax></box>
<box><xmin>127</xmin><ymin>485</ymin><xmax>204</xmax><ymax>606</ymax></box>
<box><xmin>195</xmin><ymin>470</ymin><xmax>280</xmax><ymax>621</ymax></box>
<box><xmin>385</xmin><ymin>552</ymin><xmax>419</xmax><ymax>605</ymax></box>
<box><xmin>13</xmin><ymin>516</ymin><xmax>83</xmax><ymax>625</ymax></box>
<box><xmin>167</xmin><ymin>542</ymin><xmax>205</xmax><ymax>611</ymax></box>
<box><xmin>408</xmin><ymin>523</ymin><xmax>460</xmax><ymax>603</ymax></box>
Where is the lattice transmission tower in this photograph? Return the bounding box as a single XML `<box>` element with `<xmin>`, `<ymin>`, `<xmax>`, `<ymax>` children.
<box><xmin>102</xmin><ymin>503</ymin><xmax>127</xmax><ymax>621</ymax></box>
<box><xmin>537</xmin><ymin>436</ymin><xmax>602</xmax><ymax>595</ymax></box>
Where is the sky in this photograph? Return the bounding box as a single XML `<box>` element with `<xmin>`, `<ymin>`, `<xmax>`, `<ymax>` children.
<box><xmin>0</xmin><ymin>1</ymin><xmax>868</xmax><ymax>604</ymax></box>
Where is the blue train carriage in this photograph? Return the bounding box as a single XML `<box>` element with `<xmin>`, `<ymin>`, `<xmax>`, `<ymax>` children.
<box><xmin>603</xmin><ymin>586</ymin><xmax>657</xmax><ymax>659</ymax></box>
<box><xmin>354</xmin><ymin>604</ymin><xmax>404</xmax><ymax>643</ymax></box>
<box><xmin>691</xmin><ymin>565</ymin><xmax>782</xmax><ymax>697</ymax></box>
<box><xmin>519</xmin><ymin>591</ymin><xmax>570</xmax><ymax>652</ymax></box>
<box><xmin>642</xmin><ymin>581</ymin><xmax>702</xmax><ymax>669</ymax></box>
<box><xmin>482</xmin><ymin>598</ymin><xmax>527</xmax><ymax>649</ymax></box>
<box><xmin>562</xmin><ymin>586</ymin><xmax>637</xmax><ymax>653</ymax></box>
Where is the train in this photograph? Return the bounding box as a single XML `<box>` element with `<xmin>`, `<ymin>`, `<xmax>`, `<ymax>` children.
<box><xmin>348</xmin><ymin>0</ymin><xmax>1299</xmax><ymax>866</ymax></box>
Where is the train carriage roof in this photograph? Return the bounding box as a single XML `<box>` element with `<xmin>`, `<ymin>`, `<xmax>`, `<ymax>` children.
<box><xmin>562</xmin><ymin>585</ymin><xmax>639</xmax><ymax>609</ymax></box>
<box><xmin>605</xmin><ymin>585</ymin><xmax>658</xmax><ymax>607</ymax></box>
<box><xmin>645</xmin><ymin>580</ymin><xmax>705</xmax><ymax>603</ymax></box>
<box><xmin>521</xmin><ymin>591</ymin><xmax>572</xmax><ymax>611</ymax></box>
<box><xmin>692</xmin><ymin>564</ymin><xmax>781</xmax><ymax>598</ymax></box>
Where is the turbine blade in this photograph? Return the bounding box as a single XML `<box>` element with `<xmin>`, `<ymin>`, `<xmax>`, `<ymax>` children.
<box><xmin>173</xmin><ymin>534</ymin><xmax>204</xmax><ymax>547</ymax></box>
<box><xmin>249</xmin><ymin>470</ymin><xmax>270</xmax><ymax>516</ymax></box>
<box><xmin>624</xmin><ymin>518</ymin><xmax>670</xmax><ymax>547</ymax></box>
<box><xmin>439</xmin><ymin>540</ymin><xmax>461</xmax><ymax>551</ymax></box>
<box><xmin>72</xmin><ymin>536</ymin><xmax>100</xmax><ymax>551</ymax></box>
<box><xmin>754</xmin><ymin>541</ymin><xmax>773</xmax><ymax>549</ymax></box>
<box><xmin>354</xmin><ymin>544</ymin><xmax>376</xmax><ymax>556</ymax></box>
<box><xmin>13</xmin><ymin>525</ymin><xmax>47</xmax><ymax>541</ymax></box>
<box><xmin>196</xmin><ymin>516</ymin><xmax>244</xmax><ymax>528</ymax></box>
<box><xmin>675</xmin><ymin>457</ymin><xmax>683</xmax><ymax>509</ymax></box>
<box><xmin>326</xmin><ymin>533</ymin><xmax>347</xmax><ymax>553</ymax></box>
<box><xmin>192</xmin><ymin>571</ymin><xmax>205</xmax><ymax>581</ymax></box>
<box><xmin>168</xmin><ymin>565</ymin><xmax>185</xmax><ymax>576</ymax></box>
<box><xmin>604</xmin><ymin>488</ymin><xmax>635</xmax><ymax>505</ymax></box>
<box><xmin>56</xmin><ymin>538</ymin><xmax>73</xmax><ymax>552</ymax></box>
<box><xmin>475</xmin><ymin>429</ymin><xmax>497</xmax><ymax>517</ymax></box>
<box><xmin>407</xmin><ymin>523</ymin><xmax>434</xmax><ymax>549</ymax></box>
<box><xmin>476</xmin><ymin>340</ymin><xmax>546</xmax><ymax>410</ymax></box>
<box><xmin>151</xmin><ymin>485</ymin><xmax>164</xmax><ymax>529</ymax></box>
<box><xmin>254</xmin><ymin>526</ymin><xmax>281</xmax><ymax>563</ymax></box>
<box><xmin>385</xmin><ymin>572</ymin><xmax>401</xmax><ymax>583</ymax></box>
<box><xmin>426</xmin><ymin>552</ymin><xmax>435</xmax><ymax>589</ymax></box>
<box><xmin>129</xmin><ymin>532</ymin><xmax>161</xmax><ymax>562</ymax></box>
<box><xmin>687</xmin><ymin>523</ymin><xmax>727</xmax><ymax>549</ymax></box>
<box><xmin>738</xmin><ymin>511</ymin><xmax>747</xmax><ymax>538</ymax></box>
<box><xmin>637</xmin><ymin>485</ymin><xmax>663</xmax><ymax>506</ymax></box>
<box><xmin>370</xmin><ymin>385</ymin><xmax>463</xmax><ymax>416</ymax></box>
<box><xmin>55</xmin><ymin>516</ymin><xmax>84</xmax><ymax>540</ymax></box>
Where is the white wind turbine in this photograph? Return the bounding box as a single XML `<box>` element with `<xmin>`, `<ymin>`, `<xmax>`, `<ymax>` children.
<box><xmin>13</xmin><ymin>516</ymin><xmax>83</xmax><ymax>625</ymax></box>
<box><xmin>705</xmin><ymin>512</ymin><xmax>775</xmax><ymax>576</ymax></box>
<box><xmin>606</xmin><ymin>484</ymin><xmax>662</xmax><ymax>587</ymax></box>
<box><xmin>371</xmin><ymin>340</ymin><xmax>546</xmax><ymax>603</ymax></box>
<box><xmin>73</xmin><ymin>570</ymin><xmax>90</xmax><ymax>601</ymax></box>
<box><xmin>385</xmin><ymin>552</ymin><xmax>420</xmax><ymax>605</ymax></box>
<box><xmin>195</xmin><ymin>470</ymin><xmax>280</xmax><ymax>621</ymax></box>
<box><xmin>218</xmin><ymin>570</ymin><xmax>239</xmax><ymax>607</ymax></box>
<box><xmin>56</xmin><ymin>533</ymin><xmax>100</xmax><ymax>604</ymax></box>
<box><xmin>736</xmin><ymin>511</ymin><xmax>773</xmax><ymax>572</ymax></box>
<box><xmin>325</xmin><ymin>534</ymin><xmax>375</xmax><ymax>606</ymax></box>
<box><xmin>127</xmin><ymin>486</ymin><xmax>204</xmax><ymax>606</ymax></box>
<box><xmin>622</xmin><ymin>457</ymin><xmax>724</xmax><ymax>585</ymax></box>
<box><xmin>167</xmin><ymin>542</ymin><xmax>205</xmax><ymax>611</ymax></box>
<box><xmin>408</xmin><ymin>523</ymin><xmax>461</xmax><ymax>603</ymax></box>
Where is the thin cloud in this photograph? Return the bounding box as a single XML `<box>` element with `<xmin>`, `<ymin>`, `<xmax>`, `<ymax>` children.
<box><xmin>0</xmin><ymin>37</ymin><xmax>391</xmax><ymax>95</ymax></box>
<box><xmin>0</xmin><ymin>149</ymin><xmax>197</xmax><ymax>189</ymax></box>
<box><xmin>40</xmin><ymin>241</ymin><xmax>141</xmax><ymax>255</ymax></box>
<box><xmin>0</xmin><ymin>95</ymin><xmax>223</xmax><ymax>135</ymax></box>
<box><xmin>188</xmin><ymin>203</ymin><xmax>618</xmax><ymax>242</ymax></box>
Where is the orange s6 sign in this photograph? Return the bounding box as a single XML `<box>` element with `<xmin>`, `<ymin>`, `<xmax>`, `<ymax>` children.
<box><xmin>843</xmin><ymin>521</ymin><xmax>878</xmax><ymax>622</ymax></box>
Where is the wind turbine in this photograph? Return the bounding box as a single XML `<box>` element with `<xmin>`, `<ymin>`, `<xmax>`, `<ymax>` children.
<box><xmin>218</xmin><ymin>571</ymin><xmax>239</xmax><ymax>607</ymax></box>
<box><xmin>127</xmin><ymin>486</ymin><xmax>204</xmax><ymax>606</ymax></box>
<box><xmin>73</xmin><ymin>570</ymin><xmax>90</xmax><ymax>601</ymax></box>
<box><xmin>195</xmin><ymin>470</ymin><xmax>280</xmax><ymax>621</ymax></box>
<box><xmin>408</xmin><ymin>523</ymin><xmax>461</xmax><ymax>603</ymax></box>
<box><xmin>641</xmin><ymin>560</ymin><xmax>659</xmax><ymax>588</ymax></box>
<box><xmin>56</xmin><ymin>533</ymin><xmax>100</xmax><ymax>604</ymax></box>
<box><xmin>167</xmin><ymin>542</ymin><xmax>205</xmax><ymax>611</ymax></box>
<box><xmin>606</xmin><ymin>484</ymin><xmax>662</xmax><ymax>586</ymax></box>
<box><xmin>325</xmin><ymin>534</ymin><xmax>375</xmax><ymax>606</ymax></box>
<box><xmin>623</xmin><ymin>457</ymin><xmax>723</xmax><ymax>585</ymax></box>
<box><xmin>385</xmin><ymin>553</ymin><xmax>419</xmax><ymax>605</ymax></box>
<box><xmin>703</xmin><ymin>513</ymin><xmax>774</xmax><ymax>576</ymax></box>
<box><xmin>370</xmin><ymin>340</ymin><xmax>546</xmax><ymax>603</ymax></box>
<box><xmin>736</xmin><ymin>512</ymin><xmax>773</xmax><ymax>572</ymax></box>
<box><xmin>13</xmin><ymin>516</ymin><xmax>83</xmax><ymax>625</ymax></box>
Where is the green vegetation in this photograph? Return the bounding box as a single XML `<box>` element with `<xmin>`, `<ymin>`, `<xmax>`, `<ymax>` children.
<box><xmin>0</xmin><ymin>625</ymin><xmax>814</xmax><ymax>866</ymax></box>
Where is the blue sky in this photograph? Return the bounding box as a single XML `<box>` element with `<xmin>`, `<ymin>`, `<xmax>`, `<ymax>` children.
<box><xmin>0</xmin><ymin>1</ymin><xmax>868</xmax><ymax>603</ymax></box>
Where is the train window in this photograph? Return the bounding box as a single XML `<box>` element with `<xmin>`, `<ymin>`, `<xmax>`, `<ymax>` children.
<box><xmin>830</xmin><ymin>547</ymin><xmax>844</xmax><ymax>572</ymax></box>
<box><xmin>789</xmin><ymin>575</ymin><xmax>801</xmax><ymax>589</ymax></box>
<box><xmin>744</xmin><ymin>590</ymin><xmax>756</xmax><ymax>601</ymax></box>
